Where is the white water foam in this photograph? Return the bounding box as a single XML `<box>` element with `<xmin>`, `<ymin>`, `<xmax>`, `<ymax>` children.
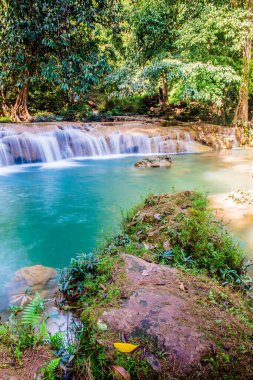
<box><xmin>0</xmin><ymin>126</ymin><xmax>238</xmax><ymax>168</ymax></box>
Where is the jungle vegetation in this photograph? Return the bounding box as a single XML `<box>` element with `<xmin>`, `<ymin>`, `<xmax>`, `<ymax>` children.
<box><xmin>0</xmin><ymin>0</ymin><xmax>252</xmax><ymax>124</ymax></box>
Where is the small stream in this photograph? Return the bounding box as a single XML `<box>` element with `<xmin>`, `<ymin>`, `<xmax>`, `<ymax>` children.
<box><xmin>0</xmin><ymin>148</ymin><xmax>252</xmax><ymax>311</ymax></box>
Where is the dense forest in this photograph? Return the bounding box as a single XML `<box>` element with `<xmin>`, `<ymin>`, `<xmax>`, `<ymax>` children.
<box><xmin>0</xmin><ymin>0</ymin><xmax>252</xmax><ymax>124</ymax></box>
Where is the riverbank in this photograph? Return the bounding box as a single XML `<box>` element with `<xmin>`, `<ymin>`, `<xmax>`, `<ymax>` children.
<box><xmin>57</xmin><ymin>191</ymin><xmax>252</xmax><ymax>379</ymax></box>
<box><xmin>0</xmin><ymin>191</ymin><xmax>252</xmax><ymax>379</ymax></box>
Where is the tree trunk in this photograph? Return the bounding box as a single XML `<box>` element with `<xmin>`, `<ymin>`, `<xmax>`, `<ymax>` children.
<box><xmin>233</xmin><ymin>36</ymin><xmax>252</xmax><ymax>125</ymax></box>
<box><xmin>158</xmin><ymin>87</ymin><xmax>163</xmax><ymax>104</ymax></box>
<box><xmin>162</xmin><ymin>71</ymin><xmax>168</xmax><ymax>104</ymax></box>
<box><xmin>0</xmin><ymin>90</ymin><xmax>9</xmax><ymax>117</ymax></box>
<box><xmin>11</xmin><ymin>84</ymin><xmax>32</xmax><ymax>122</ymax></box>
<box><xmin>69</xmin><ymin>89</ymin><xmax>75</xmax><ymax>104</ymax></box>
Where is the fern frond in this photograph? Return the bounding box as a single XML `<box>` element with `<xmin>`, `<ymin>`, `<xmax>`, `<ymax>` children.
<box><xmin>41</xmin><ymin>357</ymin><xmax>60</xmax><ymax>379</ymax></box>
<box><xmin>21</xmin><ymin>293</ymin><xmax>45</xmax><ymax>327</ymax></box>
<box><xmin>37</xmin><ymin>320</ymin><xmax>49</xmax><ymax>343</ymax></box>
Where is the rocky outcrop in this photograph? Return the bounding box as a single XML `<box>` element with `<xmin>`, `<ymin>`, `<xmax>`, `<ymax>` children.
<box><xmin>101</xmin><ymin>254</ymin><xmax>212</xmax><ymax>374</ymax></box>
<box><xmin>97</xmin><ymin>251</ymin><xmax>253</xmax><ymax>378</ymax></box>
<box><xmin>134</xmin><ymin>155</ymin><xmax>172</xmax><ymax>168</ymax></box>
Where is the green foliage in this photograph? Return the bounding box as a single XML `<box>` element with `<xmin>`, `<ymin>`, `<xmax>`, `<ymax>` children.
<box><xmin>104</xmin><ymin>57</ymin><xmax>240</xmax><ymax>120</ymax></box>
<box><xmin>0</xmin><ymin>0</ymin><xmax>121</xmax><ymax>119</ymax></box>
<box><xmin>58</xmin><ymin>250</ymin><xmax>122</xmax><ymax>307</ymax></box>
<box><xmin>168</xmin><ymin>193</ymin><xmax>245</xmax><ymax>280</ymax></box>
<box><xmin>177</xmin><ymin>4</ymin><xmax>252</xmax><ymax>67</ymax></box>
<box><xmin>21</xmin><ymin>293</ymin><xmax>45</xmax><ymax>326</ymax></box>
<box><xmin>0</xmin><ymin>0</ymin><xmax>252</xmax><ymax>121</ymax></box>
<box><xmin>40</xmin><ymin>358</ymin><xmax>60</xmax><ymax>380</ymax></box>
<box><xmin>0</xmin><ymin>116</ymin><xmax>11</xmax><ymax>122</ymax></box>
<box><xmin>142</xmin><ymin>59</ymin><xmax>240</xmax><ymax>108</ymax></box>
<box><xmin>122</xmin><ymin>192</ymin><xmax>249</xmax><ymax>287</ymax></box>
<box><xmin>49</xmin><ymin>332</ymin><xmax>65</xmax><ymax>351</ymax></box>
<box><xmin>126</xmin><ymin>0</ymin><xmax>179</xmax><ymax>64</ymax></box>
<box><xmin>0</xmin><ymin>294</ymin><xmax>47</xmax><ymax>363</ymax></box>
<box><xmin>58</xmin><ymin>253</ymin><xmax>100</xmax><ymax>302</ymax></box>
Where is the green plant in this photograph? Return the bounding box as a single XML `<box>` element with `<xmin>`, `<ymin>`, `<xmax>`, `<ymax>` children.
<box><xmin>49</xmin><ymin>332</ymin><xmax>65</xmax><ymax>351</ymax></box>
<box><xmin>0</xmin><ymin>294</ymin><xmax>48</xmax><ymax>363</ymax></box>
<box><xmin>58</xmin><ymin>249</ymin><xmax>122</xmax><ymax>309</ymax></box>
<box><xmin>22</xmin><ymin>293</ymin><xmax>45</xmax><ymax>326</ymax></box>
<box><xmin>124</xmin><ymin>192</ymin><xmax>248</xmax><ymax>286</ymax></box>
<box><xmin>40</xmin><ymin>358</ymin><xmax>60</xmax><ymax>380</ymax></box>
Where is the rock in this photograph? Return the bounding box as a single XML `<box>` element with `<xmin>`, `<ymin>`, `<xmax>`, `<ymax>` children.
<box><xmin>134</xmin><ymin>155</ymin><xmax>172</xmax><ymax>168</ymax></box>
<box><xmin>101</xmin><ymin>254</ymin><xmax>213</xmax><ymax>374</ymax></box>
<box><xmin>5</xmin><ymin>265</ymin><xmax>57</xmax><ymax>306</ymax></box>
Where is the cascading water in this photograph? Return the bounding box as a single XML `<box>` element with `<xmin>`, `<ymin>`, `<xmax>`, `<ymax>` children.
<box><xmin>0</xmin><ymin>127</ymin><xmax>201</xmax><ymax>167</ymax></box>
<box><xmin>0</xmin><ymin>126</ymin><xmax>238</xmax><ymax>167</ymax></box>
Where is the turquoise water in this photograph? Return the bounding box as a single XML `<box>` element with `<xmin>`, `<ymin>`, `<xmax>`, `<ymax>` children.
<box><xmin>0</xmin><ymin>149</ymin><xmax>253</xmax><ymax>308</ymax></box>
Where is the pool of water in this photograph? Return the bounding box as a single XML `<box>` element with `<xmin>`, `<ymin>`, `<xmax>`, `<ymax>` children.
<box><xmin>0</xmin><ymin>149</ymin><xmax>253</xmax><ymax>310</ymax></box>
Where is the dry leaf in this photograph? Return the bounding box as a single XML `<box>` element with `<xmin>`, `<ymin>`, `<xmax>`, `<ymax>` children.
<box><xmin>113</xmin><ymin>342</ymin><xmax>139</xmax><ymax>353</ymax></box>
<box><xmin>111</xmin><ymin>365</ymin><xmax>131</xmax><ymax>380</ymax></box>
<box><xmin>179</xmin><ymin>283</ymin><xmax>185</xmax><ymax>291</ymax></box>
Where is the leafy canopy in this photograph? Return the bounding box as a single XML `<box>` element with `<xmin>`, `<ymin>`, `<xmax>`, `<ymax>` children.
<box><xmin>0</xmin><ymin>0</ymin><xmax>120</xmax><ymax>95</ymax></box>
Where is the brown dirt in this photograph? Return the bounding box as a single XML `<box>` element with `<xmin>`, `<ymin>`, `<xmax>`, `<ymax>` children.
<box><xmin>0</xmin><ymin>346</ymin><xmax>52</xmax><ymax>380</ymax></box>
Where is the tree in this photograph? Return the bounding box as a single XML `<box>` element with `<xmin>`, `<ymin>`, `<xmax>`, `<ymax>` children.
<box><xmin>125</xmin><ymin>0</ymin><xmax>181</xmax><ymax>103</ymax></box>
<box><xmin>0</xmin><ymin>0</ymin><xmax>120</xmax><ymax>121</ymax></box>
<box><xmin>177</xmin><ymin>1</ymin><xmax>253</xmax><ymax>124</ymax></box>
<box><xmin>231</xmin><ymin>0</ymin><xmax>252</xmax><ymax>125</ymax></box>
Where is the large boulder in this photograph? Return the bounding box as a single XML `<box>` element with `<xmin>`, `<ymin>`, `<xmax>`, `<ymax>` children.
<box><xmin>135</xmin><ymin>155</ymin><xmax>172</xmax><ymax>168</ymax></box>
<box><xmin>100</xmin><ymin>254</ymin><xmax>213</xmax><ymax>375</ymax></box>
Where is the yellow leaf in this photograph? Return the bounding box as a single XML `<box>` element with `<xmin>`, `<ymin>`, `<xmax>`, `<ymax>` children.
<box><xmin>113</xmin><ymin>342</ymin><xmax>139</xmax><ymax>353</ymax></box>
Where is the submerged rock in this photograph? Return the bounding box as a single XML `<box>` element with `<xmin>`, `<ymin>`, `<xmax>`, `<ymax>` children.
<box><xmin>5</xmin><ymin>265</ymin><xmax>57</xmax><ymax>306</ymax></box>
<box><xmin>134</xmin><ymin>155</ymin><xmax>172</xmax><ymax>168</ymax></box>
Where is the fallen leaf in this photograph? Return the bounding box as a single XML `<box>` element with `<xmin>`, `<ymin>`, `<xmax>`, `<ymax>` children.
<box><xmin>113</xmin><ymin>342</ymin><xmax>139</xmax><ymax>353</ymax></box>
<box><xmin>111</xmin><ymin>365</ymin><xmax>131</xmax><ymax>380</ymax></box>
<box><xmin>99</xmin><ymin>283</ymin><xmax>106</xmax><ymax>290</ymax></box>
<box><xmin>179</xmin><ymin>283</ymin><xmax>185</xmax><ymax>291</ymax></box>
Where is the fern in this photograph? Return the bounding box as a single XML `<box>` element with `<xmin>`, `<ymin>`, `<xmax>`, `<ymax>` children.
<box><xmin>41</xmin><ymin>358</ymin><xmax>60</xmax><ymax>380</ymax></box>
<box><xmin>37</xmin><ymin>320</ymin><xmax>49</xmax><ymax>343</ymax></box>
<box><xmin>21</xmin><ymin>293</ymin><xmax>45</xmax><ymax>327</ymax></box>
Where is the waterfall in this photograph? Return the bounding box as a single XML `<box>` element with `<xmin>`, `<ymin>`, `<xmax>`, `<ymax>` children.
<box><xmin>0</xmin><ymin>125</ymin><xmax>230</xmax><ymax>168</ymax></box>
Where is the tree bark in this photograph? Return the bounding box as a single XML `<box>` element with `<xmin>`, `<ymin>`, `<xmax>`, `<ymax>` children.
<box><xmin>233</xmin><ymin>36</ymin><xmax>252</xmax><ymax>125</ymax></box>
<box><xmin>162</xmin><ymin>71</ymin><xmax>168</xmax><ymax>104</ymax></box>
<box><xmin>158</xmin><ymin>87</ymin><xmax>163</xmax><ymax>104</ymax></box>
<box><xmin>11</xmin><ymin>84</ymin><xmax>32</xmax><ymax>122</ymax></box>
<box><xmin>232</xmin><ymin>0</ymin><xmax>252</xmax><ymax>125</ymax></box>
<box><xmin>0</xmin><ymin>90</ymin><xmax>9</xmax><ymax>117</ymax></box>
<box><xmin>69</xmin><ymin>89</ymin><xmax>75</xmax><ymax>104</ymax></box>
